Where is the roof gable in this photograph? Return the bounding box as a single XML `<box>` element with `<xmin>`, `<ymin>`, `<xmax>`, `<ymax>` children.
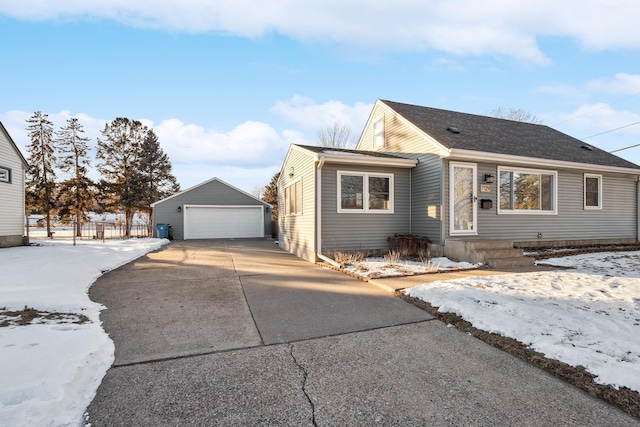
<box><xmin>0</xmin><ymin>121</ymin><xmax>29</xmax><ymax>169</ymax></box>
<box><xmin>381</xmin><ymin>100</ymin><xmax>640</xmax><ymax>171</ymax></box>
<box><xmin>151</xmin><ymin>177</ymin><xmax>271</xmax><ymax>207</ymax></box>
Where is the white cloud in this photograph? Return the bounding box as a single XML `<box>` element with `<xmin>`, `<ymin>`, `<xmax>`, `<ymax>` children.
<box><xmin>154</xmin><ymin>119</ymin><xmax>304</xmax><ymax>166</ymax></box>
<box><xmin>271</xmin><ymin>95</ymin><xmax>372</xmax><ymax>132</ymax></box>
<box><xmin>3</xmin><ymin>1</ymin><xmax>640</xmax><ymax>63</ymax></box>
<box><xmin>585</xmin><ymin>73</ymin><xmax>640</xmax><ymax>95</ymax></box>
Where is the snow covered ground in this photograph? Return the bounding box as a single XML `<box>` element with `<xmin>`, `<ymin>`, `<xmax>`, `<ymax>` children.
<box><xmin>405</xmin><ymin>251</ymin><xmax>640</xmax><ymax>393</ymax></box>
<box><xmin>2</xmin><ymin>242</ymin><xmax>639</xmax><ymax>426</ymax></box>
<box><xmin>0</xmin><ymin>238</ymin><xmax>168</xmax><ymax>427</ymax></box>
<box><xmin>345</xmin><ymin>256</ymin><xmax>481</xmax><ymax>278</ymax></box>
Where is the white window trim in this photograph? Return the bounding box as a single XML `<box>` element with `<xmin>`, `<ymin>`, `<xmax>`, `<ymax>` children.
<box><xmin>497</xmin><ymin>166</ymin><xmax>558</xmax><ymax>215</ymax></box>
<box><xmin>373</xmin><ymin>118</ymin><xmax>384</xmax><ymax>149</ymax></box>
<box><xmin>584</xmin><ymin>173</ymin><xmax>603</xmax><ymax>210</ymax></box>
<box><xmin>337</xmin><ymin>171</ymin><xmax>394</xmax><ymax>214</ymax></box>
<box><xmin>0</xmin><ymin>166</ymin><xmax>10</xmax><ymax>183</ymax></box>
<box><xmin>284</xmin><ymin>178</ymin><xmax>303</xmax><ymax>216</ymax></box>
<box><xmin>449</xmin><ymin>161</ymin><xmax>478</xmax><ymax>236</ymax></box>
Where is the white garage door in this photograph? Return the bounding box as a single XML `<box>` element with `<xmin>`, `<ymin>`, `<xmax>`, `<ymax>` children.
<box><xmin>184</xmin><ymin>205</ymin><xmax>264</xmax><ymax>239</ymax></box>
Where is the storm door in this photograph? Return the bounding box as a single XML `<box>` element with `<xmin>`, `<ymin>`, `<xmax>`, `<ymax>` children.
<box><xmin>450</xmin><ymin>162</ymin><xmax>477</xmax><ymax>235</ymax></box>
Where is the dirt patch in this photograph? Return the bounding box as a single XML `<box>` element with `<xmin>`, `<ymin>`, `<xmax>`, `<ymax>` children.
<box><xmin>525</xmin><ymin>244</ymin><xmax>640</xmax><ymax>260</ymax></box>
<box><xmin>0</xmin><ymin>307</ymin><xmax>90</xmax><ymax>327</ymax></box>
<box><xmin>399</xmin><ymin>293</ymin><xmax>640</xmax><ymax>419</ymax></box>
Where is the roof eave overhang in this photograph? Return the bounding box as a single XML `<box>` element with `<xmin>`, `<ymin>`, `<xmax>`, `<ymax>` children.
<box><xmin>448</xmin><ymin>148</ymin><xmax>640</xmax><ymax>175</ymax></box>
<box><xmin>319</xmin><ymin>153</ymin><xmax>417</xmax><ymax>168</ymax></box>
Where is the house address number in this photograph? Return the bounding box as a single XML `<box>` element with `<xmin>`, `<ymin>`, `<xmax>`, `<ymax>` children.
<box><xmin>480</xmin><ymin>184</ymin><xmax>491</xmax><ymax>192</ymax></box>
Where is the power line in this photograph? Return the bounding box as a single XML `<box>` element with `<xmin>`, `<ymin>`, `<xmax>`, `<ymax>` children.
<box><xmin>610</xmin><ymin>143</ymin><xmax>640</xmax><ymax>153</ymax></box>
<box><xmin>581</xmin><ymin>120</ymin><xmax>640</xmax><ymax>140</ymax></box>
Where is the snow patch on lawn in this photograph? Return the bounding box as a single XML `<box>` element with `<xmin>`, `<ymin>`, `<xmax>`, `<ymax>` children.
<box><xmin>405</xmin><ymin>251</ymin><xmax>640</xmax><ymax>393</ymax></box>
<box><xmin>0</xmin><ymin>238</ymin><xmax>168</xmax><ymax>427</ymax></box>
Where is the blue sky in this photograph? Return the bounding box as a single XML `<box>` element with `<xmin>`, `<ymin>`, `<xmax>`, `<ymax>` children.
<box><xmin>1</xmin><ymin>1</ymin><xmax>639</xmax><ymax>193</ymax></box>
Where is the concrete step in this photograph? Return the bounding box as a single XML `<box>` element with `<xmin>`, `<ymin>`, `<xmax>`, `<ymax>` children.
<box><xmin>467</xmin><ymin>240</ymin><xmax>515</xmax><ymax>250</ymax></box>
<box><xmin>485</xmin><ymin>256</ymin><xmax>536</xmax><ymax>268</ymax></box>
<box><xmin>480</xmin><ymin>248</ymin><xmax>525</xmax><ymax>260</ymax></box>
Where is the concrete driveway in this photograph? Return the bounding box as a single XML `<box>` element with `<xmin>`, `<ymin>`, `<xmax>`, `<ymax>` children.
<box><xmin>87</xmin><ymin>239</ymin><xmax>637</xmax><ymax>426</ymax></box>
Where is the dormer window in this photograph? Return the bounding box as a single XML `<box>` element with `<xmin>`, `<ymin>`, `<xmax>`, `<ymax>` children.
<box><xmin>373</xmin><ymin>119</ymin><xmax>384</xmax><ymax>149</ymax></box>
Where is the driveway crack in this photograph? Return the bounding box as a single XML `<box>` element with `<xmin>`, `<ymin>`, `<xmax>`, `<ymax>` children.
<box><xmin>289</xmin><ymin>344</ymin><xmax>317</xmax><ymax>426</ymax></box>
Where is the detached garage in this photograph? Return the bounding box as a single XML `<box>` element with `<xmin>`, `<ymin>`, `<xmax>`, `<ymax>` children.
<box><xmin>151</xmin><ymin>177</ymin><xmax>272</xmax><ymax>240</ymax></box>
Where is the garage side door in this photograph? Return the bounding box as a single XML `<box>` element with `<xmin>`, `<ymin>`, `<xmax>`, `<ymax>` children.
<box><xmin>184</xmin><ymin>206</ymin><xmax>264</xmax><ymax>239</ymax></box>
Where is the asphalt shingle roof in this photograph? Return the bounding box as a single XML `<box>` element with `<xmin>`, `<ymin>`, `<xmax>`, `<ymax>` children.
<box><xmin>382</xmin><ymin>100</ymin><xmax>640</xmax><ymax>170</ymax></box>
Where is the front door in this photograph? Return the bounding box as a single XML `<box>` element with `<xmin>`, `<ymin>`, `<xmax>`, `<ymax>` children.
<box><xmin>450</xmin><ymin>162</ymin><xmax>477</xmax><ymax>235</ymax></box>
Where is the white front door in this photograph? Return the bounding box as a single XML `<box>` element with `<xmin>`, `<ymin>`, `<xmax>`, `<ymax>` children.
<box><xmin>450</xmin><ymin>162</ymin><xmax>477</xmax><ymax>235</ymax></box>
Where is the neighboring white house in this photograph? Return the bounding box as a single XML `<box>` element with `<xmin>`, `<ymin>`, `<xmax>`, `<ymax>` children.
<box><xmin>0</xmin><ymin>122</ymin><xmax>28</xmax><ymax>248</ymax></box>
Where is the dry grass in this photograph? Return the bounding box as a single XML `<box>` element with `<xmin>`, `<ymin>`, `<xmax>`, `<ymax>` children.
<box><xmin>0</xmin><ymin>307</ymin><xmax>89</xmax><ymax>328</ymax></box>
<box><xmin>399</xmin><ymin>294</ymin><xmax>640</xmax><ymax>419</ymax></box>
<box><xmin>383</xmin><ymin>250</ymin><xmax>401</xmax><ymax>266</ymax></box>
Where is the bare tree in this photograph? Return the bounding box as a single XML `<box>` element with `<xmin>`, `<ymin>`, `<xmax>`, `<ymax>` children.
<box><xmin>316</xmin><ymin>121</ymin><xmax>353</xmax><ymax>148</ymax></box>
<box><xmin>251</xmin><ymin>186</ymin><xmax>264</xmax><ymax>199</ymax></box>
<box><xmin>489</xmin><ymin>107</ymin><xmax>542</xmax><ymax>124</ymax></box>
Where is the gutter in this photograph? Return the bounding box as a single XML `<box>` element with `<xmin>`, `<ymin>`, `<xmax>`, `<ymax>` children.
<box><xmin>449</xmin><ymin>148</ymin><xmax>640</xmax><ymax>175</ymax></box>
<box><xmin>637</xmin><ymin>177</ymin><xmax>640</xmax><ymax>242</ymax></box>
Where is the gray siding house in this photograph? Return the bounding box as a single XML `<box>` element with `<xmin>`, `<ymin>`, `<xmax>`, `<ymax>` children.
<box><xmin>0</xmin><ymin>122</ymin><xmax>28</xmax><ymax>248</ymax></box>
<box><xmin>152</xmin><ymin>177</ymin><xmax>272</xmax><ymax>240</ymax></box>
<box><xmin>278</xmin><ymin>100</ymin><xmax>640</xmax><ymax>266</ymax></box>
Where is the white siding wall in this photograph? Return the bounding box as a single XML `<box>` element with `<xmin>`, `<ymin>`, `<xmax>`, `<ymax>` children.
<box><xmin>0</xmin><ymin>130</ymin><xmax>26</xmax><ymax>241</ymax></box>
<box><xmin>278</xmin><ymin>148</ymin><xmax>317</xmax><ymax>262</ymax></box>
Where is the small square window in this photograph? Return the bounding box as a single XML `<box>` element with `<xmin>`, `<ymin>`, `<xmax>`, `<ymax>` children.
<box><xmin>0</xmin><ymin>167</ymin><xmax>10</xmax><ymax>183</ymax></box>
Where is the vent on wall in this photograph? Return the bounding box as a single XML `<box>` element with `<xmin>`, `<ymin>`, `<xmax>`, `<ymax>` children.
<box><xmin>447</xmin><ymin>126</ymin><xmax>460</xmax><ymax>134</ymax></box>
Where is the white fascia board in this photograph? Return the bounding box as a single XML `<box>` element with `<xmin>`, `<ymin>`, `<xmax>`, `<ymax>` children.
<box><xmin>320</xmin><ymin>153</ymin><xmax>417</xmax><ymax>168</ymax></box>
<box><xmin>448</xmin><ymin>148</ymin><xmax>640</xmax><ymax>175</ymax></box>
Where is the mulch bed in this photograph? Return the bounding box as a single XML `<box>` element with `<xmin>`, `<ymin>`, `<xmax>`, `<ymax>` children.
<box><xmin>525</xmin><ymin>244</ymin><xmax>640</xmax><ymax>260</ymax></box>
<box><xmin>399</xmin><ymin>293</ymin><xmax>640</xmax><ymax>419</ymax></box>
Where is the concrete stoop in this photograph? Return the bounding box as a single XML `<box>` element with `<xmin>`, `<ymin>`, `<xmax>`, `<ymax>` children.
<box><xmin>445</xmin><ymin>240</ymin><xmax>535</xmax><ymax>268</ymax></box>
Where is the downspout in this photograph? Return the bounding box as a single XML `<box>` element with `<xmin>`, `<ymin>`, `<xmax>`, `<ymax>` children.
<box><xmin>314</xmin><ymin>156</ymin><xmax>341</xmax><ymax>267</ymax></box>
<box><xmin>409</xmin><ymin>168</ymin><xmax>412</xmax><ymax>234</ymax></box>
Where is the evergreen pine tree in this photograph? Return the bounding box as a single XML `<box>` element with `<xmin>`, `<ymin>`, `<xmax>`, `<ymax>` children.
<box><xmin>56</xmin><ymin>118</ymin><xmax>95</xmax><ymax>236</ymax></box>
<box><xmin>96</xmin><ymin>118</ymin><xmax>147</xmax><ymax>238</ymax></box>
<box><xmin>134</xmin><ymin>129</ymin><xmax>180</xmax><ymax>232</ymax></box>
<box><xmin>25</xmin><ymin>111</ymin><xmax>56</xmax><ymax>237</ymax></box>
<box><xmin>262</xmin><ymin>171</ymin><xmax>279</xmax><ymax>222</ymax></box>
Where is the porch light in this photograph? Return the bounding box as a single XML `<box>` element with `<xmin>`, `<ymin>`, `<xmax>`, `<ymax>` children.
<box><xmin>177</xmin><ymin>206</ymin><xmax>182</xmax><ymax>212</ymax></box>
<box><xmin>484</xmin><ymin>174</ymin><xmax>495</xmax><ymax>183</ymax></box>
